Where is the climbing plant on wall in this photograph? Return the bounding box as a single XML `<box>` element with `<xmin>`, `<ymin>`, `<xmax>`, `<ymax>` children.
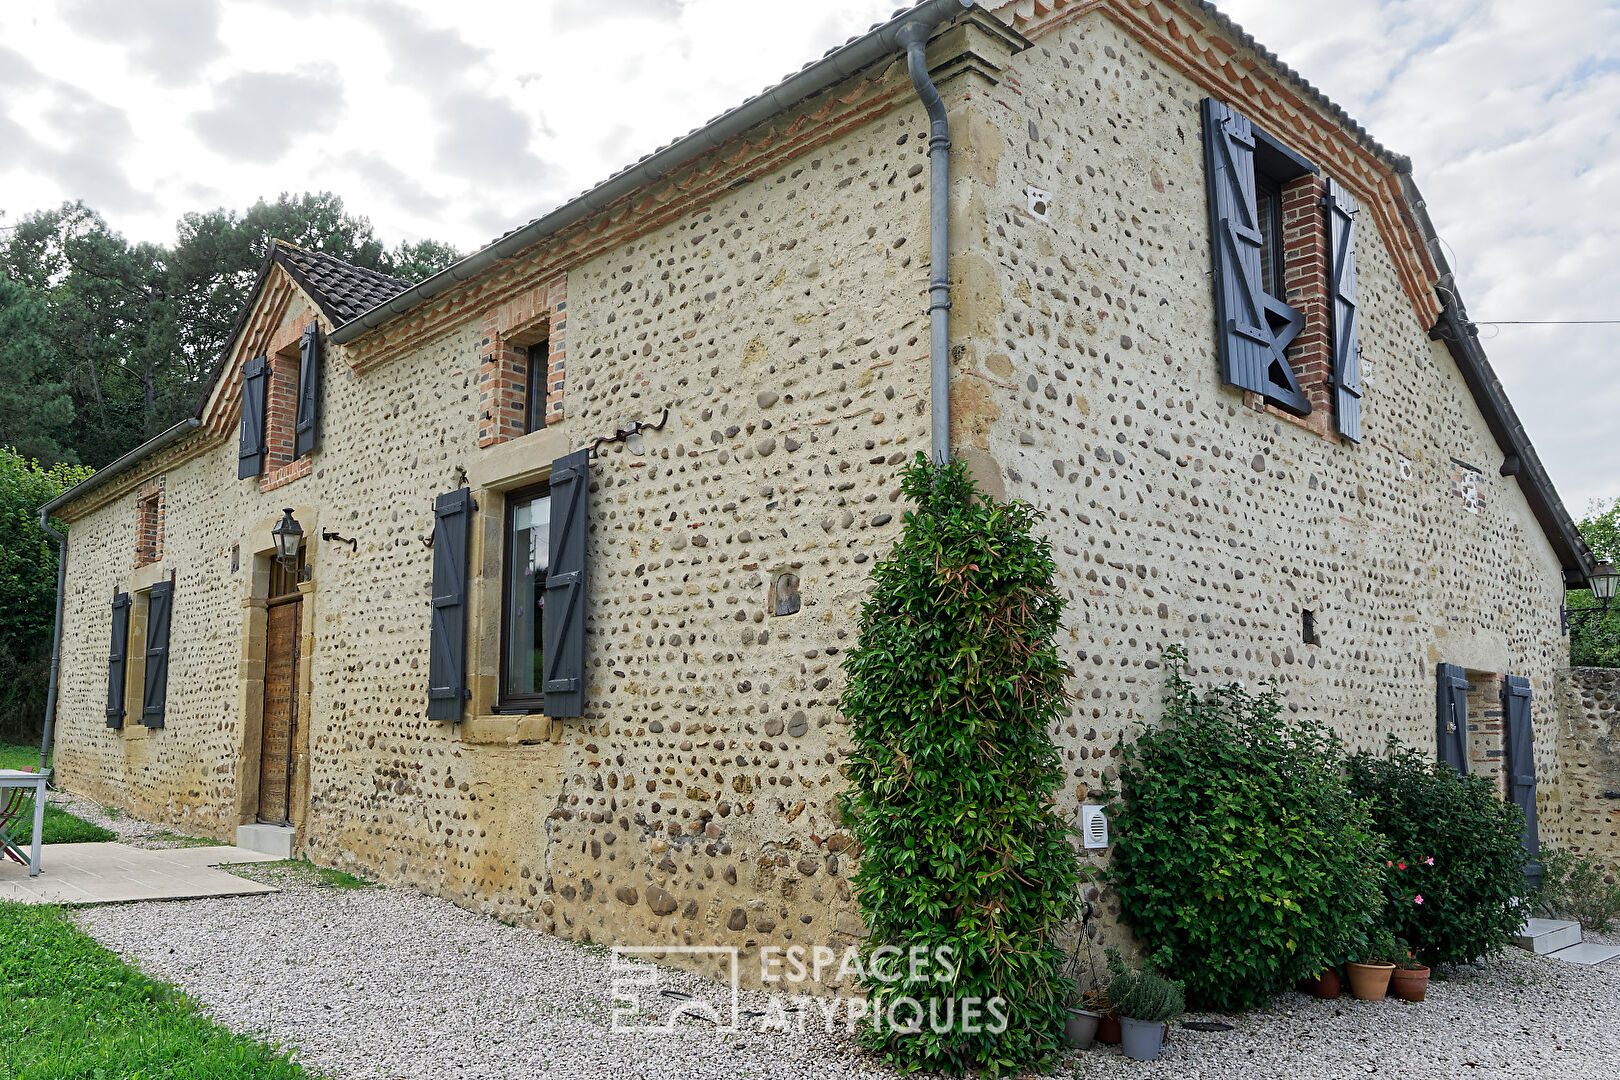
<box><xmin>838</xmin><ymin>456</ymin><xmax>1081</xmax><ymax>1075</ymax></box>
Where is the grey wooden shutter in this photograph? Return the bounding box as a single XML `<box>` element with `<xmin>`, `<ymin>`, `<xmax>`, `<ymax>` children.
<box><xmin>1503</xmin><ymin>675</ymin><xmax>1541</xmax><ymax>887</ymax></box>
<box><xmin>1325</xmin><ymin>179</ymin><xmax>1362</xmax><ymax>442</ymax></box>
<box><xmin>238</xmin><ymin>355</ymin><xmax>269</xmax><ymax>479</ymax></box>
<box><xmin>1435</xmin><ymin>663</ymin><xmax>1469</xmax><ymax>775</ymax></box>
<box><xmin>106</xmin><ymin>591</ymin><xmax>130</xmax><ymax>728</ymax></box>
<box><xmin>1200</xmin><ymin>98</ymin><xmax>1309</xmax><ymax>416</ymax></box>
<box><xmin>142</xmin><ymin>581</ymin><xmax>172</xmax><ymax>729</ymax></box>
<box><xmin>294</xmin><ymin>322</ymin><xmax>321</xmax><ymax>458</ymax></box>
<box><xmin>543</xmin><ymin>449</ymin><xmax>589</xmax><ymax>718</ymax></box>
<box><xmin>427</xmin><ymin>488</ymin><xmax>474</xmax><ymax>722</ymax></box>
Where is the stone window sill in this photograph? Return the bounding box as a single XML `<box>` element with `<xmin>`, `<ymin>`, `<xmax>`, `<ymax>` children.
<box><xmin>459</xmin><ymin>714</ymin><xmax>553</xmax><ymax>746</ymax></box>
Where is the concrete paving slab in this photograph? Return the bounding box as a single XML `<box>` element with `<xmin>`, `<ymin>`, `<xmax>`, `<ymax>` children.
<box><xmin>1546</xmin><ymin>942</ymin><xmax>1620</xmax><ymax>966</ymax></box>
<box><xmin>0</xmin><ymin>842</ymin><xmax>280</xmax><ymax>905</ymax></box>
<box><xmin>154</xmin><ymin>844</ymin><xmax>286</xmax><ymax>868</ymax></box>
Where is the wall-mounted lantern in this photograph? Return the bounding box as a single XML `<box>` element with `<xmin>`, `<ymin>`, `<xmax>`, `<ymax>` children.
<box><xmin>271</xmin><ymin>508</ymin><xmax>304</xmax><ymax>568</ymax></box>
<box><xmin>1563</xmin><ymin>561</ymin><xmax>1618</xmax><ymax>634</ymax></box>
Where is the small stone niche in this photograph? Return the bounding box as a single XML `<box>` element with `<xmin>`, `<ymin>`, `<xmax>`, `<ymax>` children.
<box><xmin>771</xmin><ymin>572</ymin><xmax>801</xmax><ymax>617</ymax></box>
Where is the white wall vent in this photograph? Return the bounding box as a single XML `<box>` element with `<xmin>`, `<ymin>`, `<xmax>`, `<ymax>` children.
<box><xmin>1025</xmin><ymin>185</ymin><xmax>1052</xmax><ymax>222</ymax></box>
<box><xmin>1080</xmin><ymin>804</ymin><xmax>1109</xmax><ymax>849</ymax></box>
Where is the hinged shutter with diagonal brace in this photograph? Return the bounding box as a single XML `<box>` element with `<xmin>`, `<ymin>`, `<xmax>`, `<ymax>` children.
<box><xmin>238</xmin><ymin>355</ymin><xmax>270</xmax><ymax>479</ymax></box>
<box><xmin>543</xmin><ymin>449</ymin><xmax>590</xmax><ymax>718</ymax></box>
<box><xmin>1325</xmin><ymin>179</ymin><xmax>1362</xmax><ymax>442</ymax></box>
<box><xmin>1200</xmin><ymin>97</ymin><xmax>1310</xmax><ymax>416</ymax></box>
<box><xmin>427</xmin><ymin>488</ymin><xmax>474</xmax><ymax>722</ymax></box>
<box><xmin>106</xmin><ymin>591</ymin><xmax>131</xmax><ymax>728</ymax></box>
<box><xmin>1502</xmin><ymin>675</ymin><xmax>1541</xmax><ymax>887</ymax></box>
<box><xmin>142</xmin><ymin>580</ymin><xmax>172</xmax><ymax>729</ymax></box>
<box><xmin>1435</xmin><ymin>662</ymin><xmax>1469</xmax><ymax>775</ymax></box>
<box><xmin>294</xmin><ymin>322</ymin><xmax>321</xmax><ymax>458</ymax></box>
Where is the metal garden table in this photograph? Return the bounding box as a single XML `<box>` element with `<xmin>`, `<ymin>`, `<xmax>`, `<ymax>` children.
<box><xmin>0</xmin><ymin>769</ymin><xmax>49</xmax><ymax>876</ymax></box>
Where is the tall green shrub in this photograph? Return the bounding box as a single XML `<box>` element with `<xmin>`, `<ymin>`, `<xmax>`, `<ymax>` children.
<box><xmin>1346</xmin><ymin>738</ymin><xmax>1531</xmax><ymax>964</ymax></box>
<box><xmin>1111</xmin><ymin>650</ymin><xmax>1385</xmax><ymax>1011</ymax></box>
<box><xmin>838</xmin><ymin>456</ymin><xmax>1080</xmax><ymax>1075</ymax></box>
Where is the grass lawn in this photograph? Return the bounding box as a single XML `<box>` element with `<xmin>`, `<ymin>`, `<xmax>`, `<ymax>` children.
<box><xmin>0</xmin><ymin>743</ymin><xmax>115</xmax><ymax>845</ymax></box>
<box><xmin>0</xmin><ymin>902</ymin><xmax>315</xmax><ymax>1079</ymax></box>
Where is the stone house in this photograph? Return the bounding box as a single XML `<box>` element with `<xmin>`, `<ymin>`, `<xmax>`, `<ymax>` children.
<box><xmin>41</xmin><ymin>0</ymin><xmax>1607</xmax><ymax>985</ymax></box>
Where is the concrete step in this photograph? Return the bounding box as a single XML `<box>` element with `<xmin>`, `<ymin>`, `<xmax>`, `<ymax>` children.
<box><xmin>235</xmin><ymin>823</ymin><xmax>295</xmax><ymax>859</ymax></box>
<box><xmin>1515</xmin><ymin>918</ymin><xmax>1583</xmax><ymax>955</ymax></box>
<box><xmin>1546</xmin><ymin>942</ymin><xmax>1620</xmax><ymax>966</ymax></box>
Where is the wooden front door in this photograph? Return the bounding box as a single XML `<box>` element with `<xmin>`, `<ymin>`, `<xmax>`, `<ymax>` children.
<box><xmin>258</xmin><ymin>598</ymin><xmax>301</xmax><ymax>824</ymax></box>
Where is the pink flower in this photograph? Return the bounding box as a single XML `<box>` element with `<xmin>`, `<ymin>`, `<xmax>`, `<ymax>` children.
<box><xmin>1424</xmin><ymin>857</ymin><xmax>1434</xmax><ymax>866</ymax></box>
<box><xmin>1398</xmin><ymin>862</ymin><xmax>1407</xmax><ymax>870</ymax></box>
<box><xmin>1414</xmin><ymin>894</ymin><xmax>1425</xmax><ymax>904</ymax></box>
<box><xmin>1385</xmin><ymin>861</ymin><xmax>1393</xmax><ymax>867</ymax></box>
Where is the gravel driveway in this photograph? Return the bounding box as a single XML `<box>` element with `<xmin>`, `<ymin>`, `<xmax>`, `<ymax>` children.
<box><xmin>72</xmin><ymin>871</ymin><xmax>1620</xmax><ymax>1080</ymax></box>
<box><xmin>49</xmin><ymin>792</ymin><xmax>1620</xmax><ymax>1080</ymax></box>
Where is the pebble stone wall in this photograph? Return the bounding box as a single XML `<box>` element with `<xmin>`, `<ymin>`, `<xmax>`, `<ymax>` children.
<box><xmin>48</xmin><ymin>4</ymin><xmax>1578</xmax><ymax>986</ymax></box>
<box><xmin>950</xmin><ymin>12</ymin><xmax>1572</xmax><ymax>926</ymax></box>
<box><xmin>1556</xmin><ymin>667</ymin><xmax>1620</xmax><ymax>870</ymax></box>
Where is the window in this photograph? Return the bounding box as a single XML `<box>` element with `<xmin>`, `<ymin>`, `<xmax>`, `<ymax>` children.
<box><xmin>1201</xmin><ymin>98</ymin><xmax>1318</xmax><ymax>418</ymax></box>
<box><xmin>524</xmin><ymin>343</ymin><xmax>547</xmax><ymax>435</ymax></box>
<box><xmin>500</xmin><ymin>485</ymin><xmax>551</xmax><ymax>711</ymax></box>
<box><xmin>1254</xmin><ymin>173</ymin><xmax>1283</xmax><ymax>298</ymax></box>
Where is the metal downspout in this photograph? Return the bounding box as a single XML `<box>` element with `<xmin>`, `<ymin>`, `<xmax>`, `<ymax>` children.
<box><xmin>37</xmin><ymin>509</ymin><xmax>66</xmax><ymax>774</ymax></box>
<box><xmin>897</xmin><ymin>21</ymin><xmax>953</xmax><ymax>465</ymax></box>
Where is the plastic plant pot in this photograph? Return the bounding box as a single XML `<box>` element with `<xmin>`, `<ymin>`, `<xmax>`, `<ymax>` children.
<box><xmin>1119</xmin><ymin>1016</ymin><xmax>1167</xmax><ymax>1061</ymax></box>
<box><xmin>1065</xmin><ymin>1007</ymin><xmax>1101</xmax><ymax>1049</ymax></box>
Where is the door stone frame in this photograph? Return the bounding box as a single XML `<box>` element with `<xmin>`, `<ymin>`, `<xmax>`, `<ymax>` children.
<box><xmin>234</xmin><ymin>505</ymin><xmax>318</xmax><ymax>845</ymax></box>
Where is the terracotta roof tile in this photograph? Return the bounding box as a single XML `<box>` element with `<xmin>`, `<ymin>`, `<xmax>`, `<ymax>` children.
<box><xmin>273</xmin><ymin>242</ymin><xmax>411</xmax><ymax>326</ymax></box>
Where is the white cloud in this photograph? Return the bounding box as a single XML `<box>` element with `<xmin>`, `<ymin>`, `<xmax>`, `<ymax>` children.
<box><xmin>0</xmin><ymin>0</ymin><xmax>1614</xmax><ymax>510</ymax></box>
<box><xmin>1217</xmin><ymin>0</ymin><xmax>1620</xmax><ymax>513</ymax></box>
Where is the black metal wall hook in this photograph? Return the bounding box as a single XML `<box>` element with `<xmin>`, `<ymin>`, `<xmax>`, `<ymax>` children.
<box><xmin>321</xmin><ymin>530</ymin><xmax>358</xmax><ymax>553</ymax></box>
<box><xmin>587</xmin><ymin>406</ymin><xmax>670</xmax><ymax>459</ymax></box>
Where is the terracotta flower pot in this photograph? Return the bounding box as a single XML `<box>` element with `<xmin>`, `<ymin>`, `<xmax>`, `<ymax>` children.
<box><xmin>1097</xmin><ymin>1009</ymin><xmax>1122</xmax><ymax>1045</ymax></box>
<box><xmin>1345</xmin><ymin>961</ymin><xmax>1395</xmax><ymax>1001</ymax></box>
<box><xmin>1306</xmin><ymin>968</ymin><xmax>1341</xmax><ymax>999</ymax></box>
<box><xmin>1065</xmin><ymin>1007</ymin><xmax>1101</xmax><ymax>1049</ymax></box>
<box><xmin>1390</xmin><ymin>965</ymin><xmax>1431</xmax><ymax>1002</ymax></box>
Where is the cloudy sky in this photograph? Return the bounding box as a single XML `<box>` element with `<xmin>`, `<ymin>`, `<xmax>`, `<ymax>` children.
<box><xmin>1</xmin><ymin>0</ymin><xmax>1616</xmax><ymax>512</ymax></box>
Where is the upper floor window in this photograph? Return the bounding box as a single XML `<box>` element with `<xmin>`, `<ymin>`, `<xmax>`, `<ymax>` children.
<box><xmin>524</xmin><ymin>343</ymin><xmax>547</xmax><ymax>435</ymax></box>
<box><xmin>239</xmin><ymin>321</ymin><xmax>321</xmax><ymax>484</ymax></box>
<box><xmin>1201</xmin><ymin>97</ymin><xmax>1363</xmax><ymax>443</ymax></box>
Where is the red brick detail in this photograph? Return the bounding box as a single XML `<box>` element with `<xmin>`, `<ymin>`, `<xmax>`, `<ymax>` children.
<box><xmin>477</xmin><ymin>276</ymin><xmax>567</xmax><ymax>447</ymax></box>
<box><xmin>1267</xmin><ymin>173</ymin><xmax>1336</xmax><ymax>440</ymax></box>
<box><xmin>257</xmin><ymin>315</ymin><xmax>317</xmax><ymax>494</ymax></box>
<box><xmin>133</xmin><ymin>476</ymin><xmax>165</xmax><ymax>568</ymax></box>
<box><xmin>262</xmin><ymin>456</ymin><xmax>312</xmax><ymax>493</ymax></box>
<box><xmin>264</xmin><ymin>346</ymin><xmax>299</xmax><ymax>471</ymax></box>
<box><xmin>1466</xmin><ymin>673</ymin><xmax>1507</xmax><ymax>798</ymax></box>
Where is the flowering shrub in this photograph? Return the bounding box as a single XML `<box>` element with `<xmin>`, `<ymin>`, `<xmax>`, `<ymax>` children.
<box><xmin>1347</xmin><ymin>738</ymin><xmax>1531</xmax><ymax>965</ymax></box>
<box><xmin>1111</xmin><ymin>649</ymin><xmax>1386</xmax><ymax>1011</ymax></box>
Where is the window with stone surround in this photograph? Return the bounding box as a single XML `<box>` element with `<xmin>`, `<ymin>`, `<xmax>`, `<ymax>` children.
<box><xmin>133</xmin><ymin>477</ymin><xmax>164</xmax><ymax>568</ymax></box>
<box><xmin>499</xmin><ymin>483</ymin><xmax>552</xmax><ymax>713</ymax></box>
